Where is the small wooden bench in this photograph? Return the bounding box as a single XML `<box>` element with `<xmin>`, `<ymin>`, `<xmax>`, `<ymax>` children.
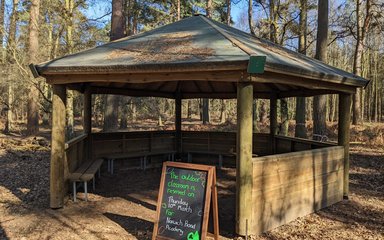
<box><xmin>69</xmin><ymin>158</ymin><xmax>104</xmax><ymax>202</ymax></box>
<box><xmin>104</xmin><ymin>150</ymin><xmax>176</xmax><ymax>174</ymax></box>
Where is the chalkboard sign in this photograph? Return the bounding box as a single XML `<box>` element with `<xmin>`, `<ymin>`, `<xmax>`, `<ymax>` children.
<box><xmin>153</xmin><ymin>162</ymin><xmax>219</xmax><ymax>240</ymax></box>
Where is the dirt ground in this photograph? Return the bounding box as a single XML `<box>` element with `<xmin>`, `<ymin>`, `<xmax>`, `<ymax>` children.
<box><xmin>0</xmin><ymin>127</ymin><xmax>383</xmax><ymax>240</ymax></box>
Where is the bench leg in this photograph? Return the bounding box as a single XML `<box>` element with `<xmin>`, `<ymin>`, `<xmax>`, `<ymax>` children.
<box><xmin>111</xmin><ymin>159</ymin><xmax>114</xmax><ymax>175</ymax></box>
<box><xmin>84</xmin><ymin>181</ymin><xmax>88</xmax><ymax>202</ymax></box>
<box><xmin>219</xmin><ymin>154</ymin><xmax>223</xmax><ymax>169</ymax></box>
<box><xmin>73</xmin><ymin>181</ymin><xmax>77</xmax><ymax>202</ymax></box>
<box><xmin>144</xmin><ymin>156</ymin><xmax>147</xmax><ymax>170</ymax></box>
<box><xmin>188</xmin><ymin>153</ymin><xmax>192</xmax><ymax>163</ymax></box>
<box><xmin>107</xmin><ymin>159</ymin><xmax>110</xmax><ymax>173</ymax></box>
<box><xmin>172</xmin><ymin>153</ymin><xmax>175</xmax><ymax>162</ymax></box>
<box><xmin>93</xmin><ymin>177</ymin><xmax>95</xmax><ymax>191</ymax></box>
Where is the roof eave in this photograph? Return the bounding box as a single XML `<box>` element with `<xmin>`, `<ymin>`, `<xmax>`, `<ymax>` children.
<box><xmin>34</xmin><ymin>60</ymin><xmax>249</xmax><ymax>76</ymax></box>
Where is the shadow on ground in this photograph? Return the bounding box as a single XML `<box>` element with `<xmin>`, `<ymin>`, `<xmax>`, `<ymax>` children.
<box><xmin>104</xmin><ymin>212</ymin><xmax>153</xmax><ymax>239</ymax></box>
<box><xmin>0</xmin><ymin>224</ymin><xmax>9</xmax><ymax>240</ymax></box>
<box><xmin>0</xmin><ymin>142</ymin><xmax>50</xmax><ymax>209</ymax></box>
<box><xmin>319</xmin><ymin>199</ymin><xmax>384</xmax><ymax>233</ymax></box>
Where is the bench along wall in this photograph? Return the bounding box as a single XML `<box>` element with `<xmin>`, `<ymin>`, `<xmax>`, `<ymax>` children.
<box><xmin>250</xmin><ymin>146</ymin><xmax>344</xmax><ymax>234</ymax></box>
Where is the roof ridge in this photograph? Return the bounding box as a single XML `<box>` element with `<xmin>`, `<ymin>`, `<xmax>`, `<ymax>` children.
<box><xmin>199</xmin><ymin>15</ymin><xmax>253</xmax><ymax>56</ymax></box>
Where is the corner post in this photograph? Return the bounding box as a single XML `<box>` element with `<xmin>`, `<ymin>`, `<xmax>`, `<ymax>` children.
<box><xmin>175</xmin><ymin>93</ymin><xmax>182</xmax><ymax>158</ymax></box>
<box><xmin>270</xmin><ymin>95</ymin><xmax>278</xmax><ymax>153</ymax></box>
<box><xmin>338</xmin><ymin>93</ymin><xmax>351</xmax><ymax>199</ymax></box>
<box><xmin>236</xmin><ymin>82</ymin><xmax>253</xmax><ymax>236</ymax></box>
<box><xmin>50</xmin><ymin>84</ymin><xmax>66</xmax><ymax>209</ymax></box>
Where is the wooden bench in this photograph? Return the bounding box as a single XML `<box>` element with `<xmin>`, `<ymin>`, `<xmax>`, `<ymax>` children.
<box><xmin>104</xmin><ymin>150</ymin><xmax>176</xmax><ymax>174</ymax></box>
<box><xmin>69</xmin><ymin>158</ymin><xmax>104</xmax><ymax>202</ymax></box>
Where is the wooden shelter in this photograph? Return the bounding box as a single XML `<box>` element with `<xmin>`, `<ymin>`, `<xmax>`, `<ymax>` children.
<box><xmin>32</xmin><ymin>15</ymin><xmax>369</xmax><ymax>236</ymax></box>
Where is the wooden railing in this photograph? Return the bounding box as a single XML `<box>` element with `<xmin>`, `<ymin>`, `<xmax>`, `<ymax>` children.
<box><xmin>81</xmin><ymin>131</ymin><xmax>338</xmax><ymax>162</ymax></box>
<box><xmin>274</xmin><ymin>135</ymin><xmax>336</xmax><ymax>154</ymax></box>
<box><xmin>181</xmin><ymin>131</ymin><xmax>236</xmax><ymax>154</ymax></box>
<box><xmin>91</xmin><ymin>131</ymin><xmax>176</xmax><ymax>158</ymax></box>
<box><xmin>181</xmin><ymin>131</ymin><xmax>272</xmax><ymax>156</ymax></box>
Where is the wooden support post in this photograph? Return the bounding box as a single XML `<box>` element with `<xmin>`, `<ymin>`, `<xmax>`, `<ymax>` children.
<box><xmin>175</xmin><ymin>94</ymin><xmax>182</xmax><ymax>158</ymax></box>
<box><xmin>338</xmin><ymin>93</ymin><xmax>351</xmax><ymax>199</ymax></box>
<box><xmin>270</xmin><ymin>96</ymin><xmax>278</xmax><ymax>153</ymax></box>
<box><xmin>50</xmin><ymin>85</ymin><xmax>66</xmax><ymax>209</ymax></box>
<box><xmin>83</xmin><ymin>87</ymin><xmax>92</xmax><ymax>161</ymax></box>
<box><xmin>236</xmin><ymin>82</ymin><xmax>253</xmax><ymax>236</ymax></box>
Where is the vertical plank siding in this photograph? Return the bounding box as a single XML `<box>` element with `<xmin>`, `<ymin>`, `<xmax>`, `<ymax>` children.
<box><xmin>64</xmin><ymin>134</ymin><xmax>89</xmax><ymax>192</ymax></box>
<box><xmin>251</xmin><ymin>146</ymin><xmax>345</xmax><ymax>234</ymax></box>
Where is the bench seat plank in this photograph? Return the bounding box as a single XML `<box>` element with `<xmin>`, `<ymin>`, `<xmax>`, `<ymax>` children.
<box><xmin>69</xmin><ymin>161</ymin><xmax>93</xmax><ymax>181</ymax></box>
<box><xmin>80</xmin><ymin>158</ymin><xmax>104</xmax><ymax>181</ymax></box>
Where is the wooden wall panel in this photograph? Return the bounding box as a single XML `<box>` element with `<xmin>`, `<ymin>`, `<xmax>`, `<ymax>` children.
<box><xmin>64</xmin><ymin>134</ymin><xmax>88</xmax><ymax>196</ymax></box>
<box><xmin>251</xmin><ymin>146</ymin><xmax>344</xmax><ymax>235</ymax></box>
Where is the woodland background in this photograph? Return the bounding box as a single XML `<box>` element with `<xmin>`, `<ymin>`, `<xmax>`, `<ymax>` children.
<box><xmin>0</xmin><ymin>0</ymin><xmax>383</xmax><ymax>141</ymax></box>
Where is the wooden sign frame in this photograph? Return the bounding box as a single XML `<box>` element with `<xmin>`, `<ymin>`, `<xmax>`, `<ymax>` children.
<box><xmin>152</xmin><ymin>161</ymin><xmax>219</xmax><ymax>240</ymax></box>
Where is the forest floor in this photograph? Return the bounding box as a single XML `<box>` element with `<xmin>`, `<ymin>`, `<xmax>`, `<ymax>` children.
<box><xmin>0</xmin><ymin>121</ymin><xmax>383</xmax><ymax>240</ymax></box>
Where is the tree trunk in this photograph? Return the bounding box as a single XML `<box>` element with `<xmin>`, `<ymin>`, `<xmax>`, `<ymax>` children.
<box><xmin>226</xmin><ymin>0</ymin><xmax>231</xmax><ymax>25</ymax></box>
<box><xmin>66</xmin><ymin>90</ymin><xmax>75</xmax><ymax>139</ymax></box>
<box><xmin>27</xmin><ymin>0</ymin><xmax>40</xmax><ymax>135</ymax></box>
<box><xmin>120</xmin><ymin>97</ymin><xmax>128</xmax><ymax>129</ymax></box>
<box><xmin>187</xmin><ymin>100</ymin><xmax>191</xmax><ymax>119</ymax></box>
<box><xmin>269</xmin><ymin>0</ymin><xmax>278</xmax><ymax>43</ymax></box>
<box><xmin>111</xmin><ymin>0</ymin><xmax>125</xmax><ymax>41</ymax></box>
<box><xmin>206</xmin><ymin>0</ymin><xmax>212</xmax><ymax>18</ymax></box>
<box><xmin>177</xmin><ymin>0</ymin><xmax>181</xmax><ymax>21</ymax></box>
<box><xmin>220</xmin><ymin>99</ymin><xmax>227</xmax><ymax>123</ymax></box>
<box><xmin>4</xmin><ymin>81</ymin><xmax>12</xmax><ymax>134</ymax></box>
<box><xmin>65</xmin><ymin>0</ymin><xmax>75</xmax><ymax>138</ymax></box>
<box><xmin>104</xmin><ymin>95</ymin><xmax>119</xmax><ymax>131</ymax></box>
<box><xmin>104</xmin><ymin>0</ymin><xmax>126</xmax><ymax>131</ymax></box>
<box><xmin>313</xmin><ymin>0</ymin><xmax>328</xmax><ymax>141</ymax></box>
<box><xmin>374</xmin><ymin>51</ymin><xmax>378</xmax><ymax>122</ymax></box>
<box><xmin>202</xmin><ymin>99</ymin><xmax>209</xmax><ymax>124</ymax></box>
<box><xmin>280</xmin><ymin>99</ymin><xmax>288</xmax><ymax>135</ymax></box>
<box><xmin>4</xmin><ymin>0</ymin><xmax>19</xmax><ymax>133</ymax></box>
<box><xmin>295</xmin><ymin>0</ymin><xmax>307</xmax><ymax>138</ymax></box>
<box><xmin>7</xmin><ymin>0</ymin><xmax>18</xmax><ymax>63</ymax></box>
<box><xmin>125</xmin><ymin>0</ymin><xmax>131</xmax><ymax>35</ymax></box>
<box><xmin>248</xmin><ymin>0</ymin><xmax>255</xmax><ymax>35</ymax></box>
<box><xmin>253</xmin><ymin>99</ymin><xmax>258</xmax><ymax>132</ymax></box>
<box><xmin>259</xmin><ymin>100</ymin><xmax>267</xmax><ymax>123</ymax></box>
<box><xmin>51</xmin><ymin>27</ymin><xmax>63</xmax><ymax>59</ymax></box>
<box><xmin>0</xmin><ymin>0</ymin><xmax>5</xmax><ymax>62</ymax></box>
<box><xmin>352</xmin><ymin>3</ymin><xmax>362</xmax><ymax>125</ymax></box>
<box><xmin>352</xmin><ymin>0</ymin><xmax>371</xmax><ymax>125</ymax></box>
<box><xmin>131</xmin><ymin>98</ymin><xmax>137</xmax><ymax>122</ymax></box>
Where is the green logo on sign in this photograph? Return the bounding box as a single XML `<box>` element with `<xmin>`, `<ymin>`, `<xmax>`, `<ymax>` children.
<box><xmin>187</xmin><ymin>231</ymin><xmax>199</xmax><ymax>240</ymax></box>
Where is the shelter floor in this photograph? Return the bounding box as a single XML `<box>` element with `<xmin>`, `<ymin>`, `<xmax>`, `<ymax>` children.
<box><xmin>1</xmin><ymin>137</ymin><xmax>383</xmax><ymax>239</ymax></box>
